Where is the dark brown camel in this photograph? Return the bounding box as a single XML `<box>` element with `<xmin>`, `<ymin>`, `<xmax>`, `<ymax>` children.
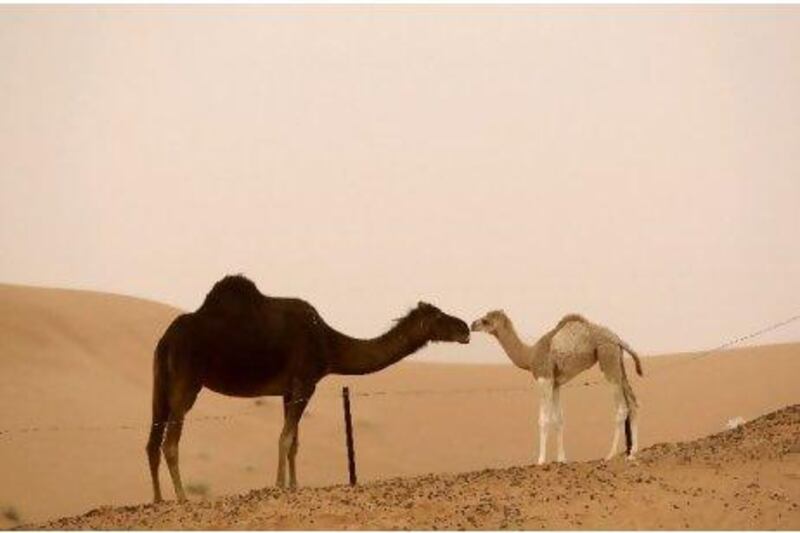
<box><xmin>146</xmin><ymin>275</ymin><xmax>470</xmax><ymax>502</ymax></box>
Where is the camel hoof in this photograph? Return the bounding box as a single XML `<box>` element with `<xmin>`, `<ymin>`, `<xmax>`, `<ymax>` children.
<box><xmin>625</xmin><ymin>453</ymin><xmax>638</xmax><ymax>462</ymax></box>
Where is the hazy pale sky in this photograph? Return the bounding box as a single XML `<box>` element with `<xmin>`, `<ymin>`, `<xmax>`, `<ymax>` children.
<box><xmin>1</xmin><ymin>6</ymin><xmax>799</xmax><ymax>363</ymax></box>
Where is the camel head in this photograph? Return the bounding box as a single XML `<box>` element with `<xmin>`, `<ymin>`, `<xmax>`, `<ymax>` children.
<box><xmin>411</xmin><ymin>301</ymin><xmax>470</xmax><ymax>344</ymax></box>
<box><xmin>470</xmin><ymin>310</ymin><xmax>510</xmax><ymax>336</ymax></box>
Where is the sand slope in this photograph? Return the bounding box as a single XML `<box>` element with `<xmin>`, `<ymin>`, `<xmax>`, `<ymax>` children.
<box><xmin>31</xmin><ymin>404</ymin><xmax>800</xmax><ymax>530</ymax></box>
<box><xmin>1</xmin><ymin>284</ymin><xmax>799</xmax><ymax>527</ymax></box>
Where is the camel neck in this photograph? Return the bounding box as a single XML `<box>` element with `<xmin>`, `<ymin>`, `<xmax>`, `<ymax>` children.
<box><xmin>494</xmin><ymin>321</ymin><xmax>531</xmax><ymax>370</ymax></box>
<box><xmin>327</xmin><ymin>319</ymin><xmax>429</xmax><ymax>375</ymax></box>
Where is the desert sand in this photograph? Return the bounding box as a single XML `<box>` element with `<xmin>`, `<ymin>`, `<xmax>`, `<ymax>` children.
<box><xmin>1</xmin><ymin>283</ymin><xmax>799</xmax><ymax>529</ymax></box>
<box><xmin>33</xmin><ymin>405</ymin><xmax>800</xmax><ymax>530</ymax></box>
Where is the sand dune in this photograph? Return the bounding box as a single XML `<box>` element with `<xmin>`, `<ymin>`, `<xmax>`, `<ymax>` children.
<box><xmin>1</xmin><ymin>284</ymin><xmax>799</xmax><ymax>528</ymax></box>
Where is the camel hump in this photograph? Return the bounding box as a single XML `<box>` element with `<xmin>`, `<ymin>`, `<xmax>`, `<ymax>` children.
<box><xmin>198</xmin><ymin>274</ymin><xmax>263</xmax><ymax>315</ymax></box>
<box><xmin>556</xmin><ymin>313</ymin><xmax>588</xmax><ymax>329</ymax></box>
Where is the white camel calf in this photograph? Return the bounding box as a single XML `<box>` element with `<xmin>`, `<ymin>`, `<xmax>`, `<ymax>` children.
<box><xmin>471</xmin><ymin>311</ymin><xmax>643</xmax><ymax>464</ymax></box>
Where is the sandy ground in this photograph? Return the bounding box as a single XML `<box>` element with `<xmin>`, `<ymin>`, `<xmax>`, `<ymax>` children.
<box><xmin>1</xmin><ymin>283</ymin><xmax>799</xmax><ymax>528</ymax></box>
<box><xmin>31</xmin><ymin>405</ymin><xmax>800</xmax><ymax>530</ymax></box>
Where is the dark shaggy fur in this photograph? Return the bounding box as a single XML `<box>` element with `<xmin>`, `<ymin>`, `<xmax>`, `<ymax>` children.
<box><xmin>146</xmin><ymin>274</ymin><xmax>470</xmax><ymax>502</ymax></box>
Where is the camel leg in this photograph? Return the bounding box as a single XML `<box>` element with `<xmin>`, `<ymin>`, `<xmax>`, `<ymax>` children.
<box><xmin>147</xmin><ymin>340</ymin><xmax>173</xmax><ymax>503</ymax></box>
<box><xmin>287</xmin><ymin>412</ymin><xmax>302</xmax><ymax>489</ymax></box>
<box><xmin>597</xmin><ymin>343</ymin><xmax>631</xmax><ymax>461</ymax></box>
<box><xmin>287</xmin><ymin>400</ymin><xmax>308</xmax><ymax>489</ymax></box>
<box><xmin>163</xmin><ymin>416</ymin><xmax>187</xmax><ymax>501</ymax></box>
<box><xmin>276</xmin><ymin>389</ymin><xmax>311</xmax><ymax>490</ymax></box>
<box><xmin>620</xmin><ymin>364</ymin><xmax>640</xmax><ymax>460</ymax></box>
<box><xmin>161</xmin><ymin>381</ymin><xmax>200</xmax><ymax>502</ymax></box>
<box><xmin>276</xmin><ymin>395</ymin><xmax>291</xmax><ymax>489</ymax></box>
<box><xmin>276</xmin><ymin>431</ymin><xmax>288</xmax><ymax>488</ymax></box>
<box><xmin>536</xmin><ymin>378</ymin><xmax>554</xmax><ymax>465</ymax></box>
<box><xmin>146</xmin><ymin>420</ymin><xmax>166</xmax><ymax>503</ymax></box>
<box><xmin>146</xmin><ymin>386</ymin><xmax>170</xmax><ymax>503</ymax></box>
<box><xmin>605</xmin><ymin>385</ymin><xmax>629</xmax><ymax>461</ymax></box>
<box><xmin>552</xmin><ymin>385</ymin><xmax>566</xmax><ymax>463</ymax></box>
<box><xmin>626</xmin><ymin>402</ymin><xmax>640</xmax><ymax>460</ymax></box>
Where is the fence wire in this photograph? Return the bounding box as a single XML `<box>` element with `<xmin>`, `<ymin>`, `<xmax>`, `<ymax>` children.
<box><xmin>1</xmin><ymin>312</ymin><xmax>798</xmax><ymax>438</ymax></box>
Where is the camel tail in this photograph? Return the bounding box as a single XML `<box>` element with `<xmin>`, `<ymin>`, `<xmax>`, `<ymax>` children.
<box><xmin>618</xmin><ymin>357</ymin><xmax>638</xmax><ymax>455</ymax></box>
<box><xmin>146</xmin><ymin>332</ymin><xmax>172</xmax><ymax>502</ymax></box>
<box><xmin>150</xmin><ymin>335</ymin><xmax>171</xmax><ymax>432</ymax></box>
<box><xmin>619</xmin><ymin>360</ymin><xmax>639</xmax><ymax>409</ymax></box>
<box><xmin>619</xmin><ymin>340</ymin><xmax>644</xmax><ymax>377</ymax></box>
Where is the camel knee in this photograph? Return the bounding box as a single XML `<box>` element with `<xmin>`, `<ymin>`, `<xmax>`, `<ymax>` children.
<box><xmin>162</xmin><ymin>440</ymin><xmax>178</xmax><ymax>463</ymax></box>
<box><xmin>539</xmin><ymin>409</ymin><xmax>563</xmax><ymax>428</ymax></box>
<box><xmin>278</xmin><ymin>430</ymin><xmax>295</xmax><ymax>464</ymax></box>
<box><xmin>279</xmin><ymin>429</ymin><xmax>294</xmax><ymax>451</ymax></box>
<box><xmin>147</xmin><ymin>420</ymin><xmax>165</xmax><ymax>454</ymax></box>
<box><xmin>147</xmin><ymin>438</ymin><xmax>161</xmax><ymax>461</ymax></box>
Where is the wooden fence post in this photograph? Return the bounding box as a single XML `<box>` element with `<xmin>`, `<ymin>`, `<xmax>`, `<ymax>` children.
<box><xmin>624</xmin><ymin>416</ymin><xmax>633</xmax><ymax>456</ymax></box>
<box><xmin>342</xmin><ymin>386</ymin><xmax>357</xmax><ymax>486</ymax></box>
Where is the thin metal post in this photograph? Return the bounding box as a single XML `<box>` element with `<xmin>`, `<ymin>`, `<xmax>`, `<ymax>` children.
<box><xmin>342</xmin><ymin>386</ymin><xmax>357</xmax><ymax>486</ymax></box>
